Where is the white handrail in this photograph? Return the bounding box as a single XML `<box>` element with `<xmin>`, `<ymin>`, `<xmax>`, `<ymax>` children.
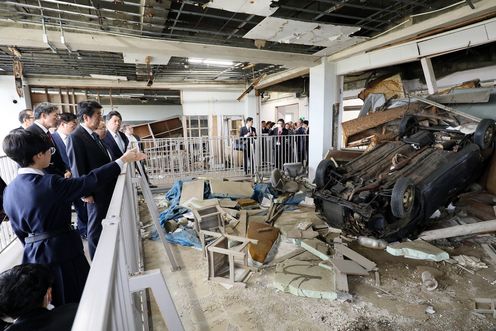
<box><xmin>72</xmin><ymin>164</ymin><xmax>183</xmax><ymax>331</ymax></box>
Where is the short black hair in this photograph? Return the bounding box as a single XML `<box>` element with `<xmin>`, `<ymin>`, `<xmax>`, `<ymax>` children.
<box><xmin>3</xmin><ymin>129</ymin><xmax>51</xmax><ymax>167</ymax></box>
<box><xmin>246</xmin><ymin>117</ymin><xmax>253</xmax><ymax>123</ymax></box>
<box><xmin>18</xmin><ymin>109</ymin><xmax>33</xmax><ymax>124</ymax></box>
<box><xmin>277</xmin><ymin>118</ymin><xmax>284</xmax><ymax>124</ymax></box>
<box><xmin>59</xmin><ymin>112</ymin><xmax>77</xmax><ymax>124</ymax></box>
<box><xmin>77</xmin><ymin>100</ymin><xmax>102</xmax><ymax>122</ymax></box>
<box><xmin>33</xmin><ymin>103</ymin><xmax>58</xmax><ymax>120</ymax></box>
<box><xmin>261</xmin><ymin>121</ymin><xmax>266</xmax><ymax>124</ymax></box>
<box><xmin>0</xmin><ymin>264</ymin><xmax>53</xmax><ymax>319</ymax></box>
<box><xmin>106</xmin><ymin>110</ymin><xmax>122</xmax><ymax>121</ymax></box>
<box><xmin>303</xmin><ymin>120</ymin><xmax>309</xmax><ymax>125</ymax></box>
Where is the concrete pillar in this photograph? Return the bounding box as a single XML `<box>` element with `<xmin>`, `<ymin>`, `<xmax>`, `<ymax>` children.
<box><xmin>244</xmin><ymin>90</ymin><xmax>259</xmax><ymax>125</ymax></box>
<box><xmin>420</xmin><ymin>57</ymin><xmax>438</xmax><ymax>95</ymax></box>
<box><xmin>308</xmin><ymin>60</ymin><xmax>339</xmax><ymax>181</ymax></box>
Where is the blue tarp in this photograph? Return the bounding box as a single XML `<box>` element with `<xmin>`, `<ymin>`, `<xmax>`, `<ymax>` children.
<box><xmin>159</xmin><ymin>180</ymin><xmax>188</xmax><ymax>226</ymax></box>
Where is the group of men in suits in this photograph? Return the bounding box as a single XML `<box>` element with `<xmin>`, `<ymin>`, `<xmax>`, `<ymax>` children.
<box><xmin>19</xmin><ymin>101</ymin><xmax>130</xmax><ymax>259</ymax></box>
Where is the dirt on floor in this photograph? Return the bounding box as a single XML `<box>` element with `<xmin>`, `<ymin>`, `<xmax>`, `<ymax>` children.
<box><xmin>141</xmin><ymin>202</ymin><xmax>496</xmax><ymax>331</ymax></box>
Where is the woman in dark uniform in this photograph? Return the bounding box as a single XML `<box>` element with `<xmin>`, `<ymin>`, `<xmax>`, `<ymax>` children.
<box><xmin>2</xmin><ymin>129</ymin><xmax>145</xmax><ymax>306</ymax></box>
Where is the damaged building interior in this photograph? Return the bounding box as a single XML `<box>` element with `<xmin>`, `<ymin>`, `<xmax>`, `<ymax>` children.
<box><xmin>1</xmin><ymin>0</ymin><xmax>496</xmax><ymax>330</ymax></box>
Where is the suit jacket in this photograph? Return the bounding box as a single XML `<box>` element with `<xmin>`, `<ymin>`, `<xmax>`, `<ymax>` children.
<box><xmin>5</xmin><ymin>303</ymin><xmax>78</xmax><ymax>331</ymax></box>
<box><xmin>102</xmin><ymin>130</ymin><xmax>129</xmax><ymax>161</ymax></box>
<box><xmin>239</xmin><ymin>126</ymin><xmax>257</xmax><ymax>138</ymax></box>
<box><xmin>269</xmin><ymin>127</ymin><xmax>289</xmax><ymax>136</ymax></box>
<box><xmin>67</xmin><ymin>126</ymin><xmax>111</xmax><ymax>178</ymax></box>
<box><xmin>26</xmin><ymin>124</ymin><xmax>68</xmax><ymax>176</ymax></box>
<box><xmin>51</xmin><ymin>132</ymin><xmax>70</xmax><ymax>169</ymax></box>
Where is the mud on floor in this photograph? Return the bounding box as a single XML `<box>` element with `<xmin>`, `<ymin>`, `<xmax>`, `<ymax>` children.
<box><xmin>141</xmin><ymin>204</ymin><xmax>496</xmax><ymax>331</ymax></box>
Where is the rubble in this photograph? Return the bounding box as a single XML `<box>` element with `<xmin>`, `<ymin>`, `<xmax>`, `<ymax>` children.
<box><xmin>386</xmin><ymin>240</ymin><xmax>449</xmax><ymax>262</ymax></box>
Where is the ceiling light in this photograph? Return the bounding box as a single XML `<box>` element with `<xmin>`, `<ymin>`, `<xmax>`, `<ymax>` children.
<box><xmin>188</xmin><ymin>58</ymin><xmax>203</xmax><ymax>64</ymax></box>
<box><xmin>89</xmin><ymin>74</ymin><xmax>128</xmax><ymax>80</ymax></box>
<box><xmin>203</xmin><ymin>59</ymin><xmax>233</xmax><ymax>66</ymax></box>
<box><xmin>0</xmin><ymin>68</ymin><xmax>4</xmax><ymax>71</ymax></box>
<box><xmin>188</xmin><ymin>58</ymin><xmax>234</xmax><ymax>66</ymax></box>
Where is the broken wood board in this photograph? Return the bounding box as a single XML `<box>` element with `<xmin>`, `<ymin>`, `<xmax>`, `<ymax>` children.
<box><xmin>179</xmin><ymin>180</ymin><xmax>205</xmax><ymax>206</ymax></box>
<box><xmin>247</xmin><ymin>222</ymin><xmax>280</xmax><ymax>264</ymax></box>
<box><xmin>210</xmin><ymin>179</ymin><xmax>253</xmax><ymax>199</ymax></box>
<box><xmin>412</xmin><ymin>95</ymin><xmax>481</xmax><ymax>122</ymax></box>
<box><xmin>334</xmin><ymin>243</ymin><xmax>376</xmax><ymax>271</ymax></box>
<box><xmin>386</xmin><ymin>240</ymin><xmax>449</xmax><ymax>262</ymax></box>
<box><xmin>300</xmin><ymin>239</ymin><xmax>331</xmax><ymax>261</ymax></box>
<box><xmin>287</xmin><ymin>229</ymin><xmax>319</xmax><ymax>239</ymax></box>
<box><xmin>358</xmin><ymin>73</ymin><xmax>405</xmax><ymax>101</ymax></box>
<box><xmin>274</xmin><ymin>260</ymin><xmax>338</xmax><ymax>300</ymax></box>
<box><xmin>418</xmin><ymin>219</ymin><xmax>496</xmax><ymax>241</ymax></box>
<box><xmin>319</xmin><ymin>259</ymin><xmax>369</xmax><ymax>276</ymax></box>
<box><xmin>219</xmin><ymin>199</ymin><xmax>239</xmax><ymax>209</ymax></box>
<box><xmin>342</xmin><ymin>105</ymin><xmax>408</xmax><ymax>139</ymax></box>
<box><xmin>428</xmin><ymin>88</ymin><xmax>491</xmax><ymax>104</ymax></box>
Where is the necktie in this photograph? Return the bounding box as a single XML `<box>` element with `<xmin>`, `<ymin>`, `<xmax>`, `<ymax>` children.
<box><xmin>46</xmin><ymin>131</ymin><xmax>54</xmax><ymax>145</ymax></box>
<box><xmin>91</xmin><ymin>132</ymin><xmax>108</xmax><ymax>156</ymax></box>
<box><xmin>115</xmin><ymin>133</ymin><xmax>124</xmax><ymax>152</ymax></box>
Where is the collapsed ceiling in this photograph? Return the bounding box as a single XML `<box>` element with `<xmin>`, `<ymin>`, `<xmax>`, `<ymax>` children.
<box><xmin>0</xmin><ymin>0</ymin><xmax>472</xmax><ymax>82</ymax></box>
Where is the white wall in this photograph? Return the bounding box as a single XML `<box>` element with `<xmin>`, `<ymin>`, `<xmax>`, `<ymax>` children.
<box><xmin>182</xmin><ymin>90</ymin><xmax>246</xmax><ymax>116</ymax></box>
<box><xmin>0</xmin><ymin>76</ymin><xmax>27</xmax><ymax>144</ymax></box>
<box><xmin>103</xmin><ymin>104</ymin><xmax>183</xmax><ymax>122</ymax></box>
<box><xmin>260</xmin><ymin>93</ymin><xmax>308</xmax><ymax>124</ymax></box>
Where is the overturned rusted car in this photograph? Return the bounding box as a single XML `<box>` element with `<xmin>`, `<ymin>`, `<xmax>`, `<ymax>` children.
<box><xmin>313</xmin><ymin>116</ymin><xmax>495</xmax><ymax>241</ymax></box>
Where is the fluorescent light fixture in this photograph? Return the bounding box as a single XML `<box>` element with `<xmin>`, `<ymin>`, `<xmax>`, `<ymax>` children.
<box><xmin>90</xmin><ymin>74</ymin><xmax>128</xmax><ymax>80</ymax></box>
<box><xmin>0</xmin><ymin>67</ymin><xmax>4</xmax><ymax>71</ymax></box>
<box><xmin>188</xmin><ymin>58</ymin><xmax>234</xmax><ymax>66</ymax></box>
<box><xmin>188</xmin><ymin>58</ymin><xmax>203</xmax><ymax>64</ymax></box>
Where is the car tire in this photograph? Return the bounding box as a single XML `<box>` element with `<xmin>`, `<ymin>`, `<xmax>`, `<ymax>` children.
<box><xmin>391</xmin><ymin>177</ymin><xmax>416</xmax><ymax>218</ymax></box>
<box><xmin>314</xmin><ymin>159</ymin><xmax>333</xmax><ymax>189</ymax></box>
<box><xmin>474</xmin><ymin>119</ymin><xmax>495</xmax><ymax>150</ymax></box>
<box><xmin>399</xmin><ymin>115</ymin><xmax>417</xmax><ymax>138</ymax></box>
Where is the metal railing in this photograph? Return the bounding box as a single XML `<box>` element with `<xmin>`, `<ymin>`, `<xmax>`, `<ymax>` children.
<box><xmin>73</xmin><ymin>164</ymin><xmax>183</xmax><ymax>331</ymax></box>
<box><xmin>141</xmin><ymin>134</ymin><xmax>309</xmax><ymax>185</ymax></box>
<box><xmin>0</xmin><ymin>156</ymin><xmax>19</xmax><ymax>253</ymax></box>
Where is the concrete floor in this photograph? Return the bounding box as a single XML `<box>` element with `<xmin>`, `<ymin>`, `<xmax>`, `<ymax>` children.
<box><xmin>142</xmin><ymin>203</ymin><xmax>496</xmax><ymax>331</ymax></box>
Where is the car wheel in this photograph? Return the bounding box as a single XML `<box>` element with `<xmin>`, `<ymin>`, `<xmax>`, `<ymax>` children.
<box><xmin>399</xmin><ymin>115</ymin><xmax>417</xmax><ymax>138</ymax></box>
<box><xmin>391</xmin><ymin>177</ymin><xmax>416</xmax><ymax>218</ymax></box>
<box><xmin>314</xmin><ymin>159</ymin><xmax>334</xmax><ymax>189</ymax></box>
<box><xmin>474</xmin><ymin>119</ymin><xmax>495</xmax><ymax>150</ymax></box>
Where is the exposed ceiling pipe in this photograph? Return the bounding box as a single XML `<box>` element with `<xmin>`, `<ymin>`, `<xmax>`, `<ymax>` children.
<box><xmin>38</xmin><ymin>0</ymin><xmax>57</xmax><ymax>53</ymax></box>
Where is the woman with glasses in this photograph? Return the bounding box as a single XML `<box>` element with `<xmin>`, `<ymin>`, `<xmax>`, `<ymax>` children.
<box><xmin>2</xmin><ymin>130</ymin><xmax>145</xmax><ymax>307</ymax></box>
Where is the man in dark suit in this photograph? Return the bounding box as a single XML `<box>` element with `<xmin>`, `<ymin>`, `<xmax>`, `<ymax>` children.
<box><xmin>52</xmin><ymin>113</ymin><xmax>88</xmax><ymax>239</ymax></box>
<box><xmin>269</xmin><ymin>118</ymin><xmax>289</xmax><ymax>169</ymax></box>
<box><xmin>18</xmin><ymin>108</ymin><xmax>34</xmax><ymax>129</ymax></box>
<box><xmin>0</xmin><ymin>263</ymin><xmax>78</xmax><ymax>330</ymax></box>
<box><xmin>102</xmin><ymin>110</ymin><xmax>129</xmax><ymax>161</ymax></box>
<box><xmin>239</xmin><ymin>117</ymin><xmax>257</xmax><ymax>175</ymax></box>
<box><xmin>66</xmin><ymin>100</ymin><xmax>114</xmax><ymax>259</ymax></box>
<box><xmin>26</xmin><ymin>103</ymin><xmax>71</xmax><ymax>178</ymax></box>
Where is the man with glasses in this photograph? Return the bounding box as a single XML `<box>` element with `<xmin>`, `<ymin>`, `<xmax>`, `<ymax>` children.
<box><xmin>26</xmin><ymin>103</ymin><xmax>71</xmax><ymax>178</ymax></box>
<box><xmin>18</xmin><ymin>108</ymin><xmax>34</xmax><ymax>129</ymax></box>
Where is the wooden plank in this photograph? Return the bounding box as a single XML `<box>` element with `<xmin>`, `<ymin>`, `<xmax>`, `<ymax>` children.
<box><xmin>334</xmin><ymin>244</ymin><xmax>376</xmax><ymax>271</ymax></box>
<box><xmin>208</xmin><ymin>247</ymin><xmax>246</xmax><ymax>259</ymax></box>
<box><xmin>328</xmin><ymin>259</ymin><xmax>369</xmax><ymax>276</ymax></box>
<box><xmin>341</xmin><ymin>104</ymin><xmax>408</xmax><ymax>138</ymax></box>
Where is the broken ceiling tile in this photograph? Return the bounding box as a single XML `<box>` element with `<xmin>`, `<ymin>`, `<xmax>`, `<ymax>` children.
<box><xmin>206</xmin><ymin>0</ymin><xmax>276</xmax><ymax>17</ymax></box>
<box><xmin>386</xmin><ymin>240</ymin><xmax>449</xmax><ymax>262</ymax></box>
<box><xmin>274</xmin><ymin>260</ymin><xmax>338</xmax><ymax>300</ymax></box>
<box><xmin>243</xmin><ymin>17</ymin><xmax>362</xmax><ymax>48</ymax></box>
<box><xmin>179</xmin><ymin>180</ymin><xmax>205</xmax><ymax>206</ymax></box>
